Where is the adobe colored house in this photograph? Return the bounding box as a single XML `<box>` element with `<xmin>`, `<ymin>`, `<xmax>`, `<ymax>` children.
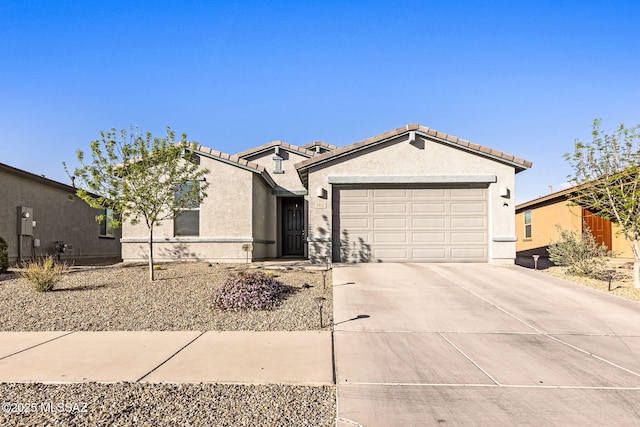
<box><xmin>0</xmin><ymin>162</ymin><xmax>122</xmax><ymax>265</ymax></box>
<box><xmin>121</xmin><ymin>124</ymin><xmax>531</xmax><ymax>264</ymax></box>
<box><xmin>515</xmin><ymin>187</ymin><xmax>633</xmax><ymax>267</ymax></box>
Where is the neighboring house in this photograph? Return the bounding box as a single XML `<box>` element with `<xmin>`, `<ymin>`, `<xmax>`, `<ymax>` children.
<box><xmin>515</xmin><ymin>187</ymin><xmax>633</xmax><ymax>268</ymax></box>
<box><xmin>121</xmin><ymin>124</ymin><xmax>531</xmax><ymax>264</ymax></box>
<box><xmin>0</xmin><ymin>163</ymin><xmax>122</xmax><ymax>265</ymax></box>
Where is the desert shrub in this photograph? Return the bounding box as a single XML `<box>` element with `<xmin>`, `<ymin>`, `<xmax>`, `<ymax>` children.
<box><xmin>0</xmin><ymin>236</ymin><xmax>8</xmax><ymax>274</ymax></box>
<box><xmin>547</xmin><ymin>225</ymin><xmax>612</xmax><ymax>277</ymax></box>
<box><xmin>212</xmin><ymin>270</ymin><xmax>286</xmax><ymax>311</ymax></box>
<box><xmin>19</xmin><ymin>255</ymin><xmax>69</xmax><ymax>292</ymax></box>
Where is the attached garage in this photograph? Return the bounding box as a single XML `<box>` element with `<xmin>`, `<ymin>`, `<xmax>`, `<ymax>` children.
<box><xmin>296</xmin><ymin>123</ymin><xmax>532</xmax><ymax>265</ymax></box>
<box><xmin>332</xmin><ymin>185</ymin><xmax>488</xmax><ymax>262</ymax></box>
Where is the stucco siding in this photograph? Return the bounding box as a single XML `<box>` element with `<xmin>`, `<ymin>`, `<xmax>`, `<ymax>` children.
<box><xmin>0</xmin><ymin>168</ymin><xmax>121</xmax><ymax>264</ymax></box>
<box><xmin>251</xmin><ymin>173</ymin><xmax>277</xmax><ymax>259</ymax></box>
<box><xmin>516</xmin><ymin>201</ymin><xmax>581</xmax><ymax>252</ymax></box>
<box><xmin>305</xmin><ymin>134</ymin><xmax>517</xmax><ymax>263</ymax></box>
<box><xmin>121</xmin><ymin>156</ymin><xmax>255</xmax><ymax>262</ymax></box>
<box><xmin>244</xmin><ymin>149</ymin><xmax>308</xmax><ymax>193</ymax></box>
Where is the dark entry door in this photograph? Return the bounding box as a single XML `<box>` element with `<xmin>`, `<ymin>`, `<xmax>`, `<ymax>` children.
<box><xmin>282</xmin><ymin>198</ymin><xmax>304</xmax><ymax>256</ymax></box>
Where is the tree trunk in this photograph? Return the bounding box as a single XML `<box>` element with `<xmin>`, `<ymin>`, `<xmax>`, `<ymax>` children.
<box><xmin>149</xmin><ymin>226</ymin><xmax>155</xmax><ymax>281</ymax></box>
<box><xmin>634</xmin><ymin>259</ymin><xmax>640</xmax><ymax>289</ymax></box>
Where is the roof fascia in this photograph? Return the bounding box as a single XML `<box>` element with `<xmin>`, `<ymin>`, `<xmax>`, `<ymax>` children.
<box><xmin>237</xmin><ymin>144</ymin><xmax>313</xmax><ymax>160</ymax></box>
<box><xmin>420</xmin><ymin>131</ymin><xmax>531</xmax><ymax>173</ymax></box>
<box><xmin>0</xmin><ymin>162</ymin><xmax>111</xmax><ymax>199</ymax></box>
<box><xmin>296</xmin><ymin>129</ymin><xmax>531</xmax><ymax>173</ymax></box>
<box><xmin>515</xmin><ymin>188</ymin><xmax>575</xmax><ymax>211</ymax></box>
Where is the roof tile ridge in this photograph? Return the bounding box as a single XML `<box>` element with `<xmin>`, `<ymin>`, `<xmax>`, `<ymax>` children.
<box><xmin>195</xmin><ymin>144</ymin><xmax>264</xmax><ymax>172</ymax></box>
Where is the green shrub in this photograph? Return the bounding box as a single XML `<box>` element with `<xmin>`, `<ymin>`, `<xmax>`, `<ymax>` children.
<box><xmin>212</xmin><ymin>270</ymin><xmax>286</xmax><ymax>311</ymax></box>
<box><xmin>0</xmin><ymin>236</ymin><xmax>8</xmax><ymax>274</ymax></box>
<box><xmin>19</xmin><ymin>256</ymin><xmax>69</xmax><ymax>292</ymax></box>
<box><xmin>547</xmin><ymin>225</ymin><xmax>612</xmax><ymax>277</ymax></box>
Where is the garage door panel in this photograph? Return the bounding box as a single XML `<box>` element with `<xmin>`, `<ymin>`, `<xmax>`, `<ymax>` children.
<box><xmin>373</xmin><ymin>218</ymin><xmax>408</xmax><ymax>228</ymax></box>
<box><xmin>373</xmin><ymin>189</ymin><xmax>407</xmax><ymax>198</ymax></box>
<box><xmin>340</xmin><ymin>218</ymin><xmax>370</xmax><ymax>229</ymax></box>
<box><xmin>335</xmin><ymin>186</ymin><xmax>487</xmax><ymax>263</ymax></box>
<box><xmin>451</xmin><ymin>247</ymin><xmax>486</xmax><ymax>260</ymax></box>
<box><xmin>373</xmin><ymin>203</ymin><xmax>407</xmax><ymax>214</ymax></box>
<box><xmin>450</xmin><ymin>188</ymin><xmax>486</xmax><ymax>198</ymax></box>
<box><xmin>412</xmin><ymin>248</ymin><xmax>447</xmax><ymax>260</ymax></box>
<box><xmin>373</xmin><ymin>248</ymin><xmax>408</xmax><ymax>260</ymax></box>
<box><xmin>413</xmin><ymin>232</ymin><xmax>446</xmax><ymax>243</ymax></box>
<box><xmin>450</xmin><ymin>202</ymin><xmax>486</xmax><ymax>214</ymax></box>
<box><xmin>451</xmin><ymin>217</ymin><xmax>486</xmax><ymax>228</ymax></box>
<box><xmin>373</xmin><ymin>232</ymin><xmax>408</xmax><ymax>243</ymax></box>
<box><xmin>411</xmin><ymin>188</ymin><xmax>446</xmax><ymax>198</ymax></box>
<box><xmin>412</xmin><ymin>217</ymin><xmax>447</xmax><ymax>228</ymax></box>
<box><xmin>451</xmin><ymin>232</ymin><xmax>486</xmax><ymax>243</ymax></box>
<box><xmin>341</xmin><ymin>203</ymin><xmax>370</xmax><ymax>214</ymax></box>
<box><xmin>341</xmin><ymin>189</ymin><xmax>369</xmax><ymax>198</ymax></box>
<box><xmin>341</xmin><ymin>231</ymin><xmax>370</xmax><ymax>241</ymax></box>
<box><xmin>412</xmin><ymin>203</ymin><xmax>446</xmax><ymax>214</ymax></box>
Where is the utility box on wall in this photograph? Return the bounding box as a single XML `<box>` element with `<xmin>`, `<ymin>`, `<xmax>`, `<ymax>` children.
<box><xmin>17</xmin><ymin>206</ymin><xmax>34</xmax><ymax>236</ymax></box>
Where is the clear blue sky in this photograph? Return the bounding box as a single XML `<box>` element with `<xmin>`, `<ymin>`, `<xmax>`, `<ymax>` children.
<box><xmin>1</xmin><ymin>0</ymin><xmax>639</xmax><ymax>203</ymax></box>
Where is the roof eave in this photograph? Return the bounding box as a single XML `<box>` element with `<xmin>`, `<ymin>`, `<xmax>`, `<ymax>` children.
<box><xmin>194</xmin><ymin>147</ymin><xmax>277</xmax><ymax>189</ymax></box>
<box><xmin>295</xmin><ymin>129</ymin><xmax>533</xmax><ymax>173</ymax></box>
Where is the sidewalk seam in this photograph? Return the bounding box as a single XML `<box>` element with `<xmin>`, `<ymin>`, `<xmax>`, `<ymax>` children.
<box><xmin>135</xmin><ymin>331</ymin><xmax>206</xmax><ymax>382</ymax></box>
<box><xmin>0</xmin><ymin>331</ymin><xmax>75</xmax><ymax>361</ymax></box>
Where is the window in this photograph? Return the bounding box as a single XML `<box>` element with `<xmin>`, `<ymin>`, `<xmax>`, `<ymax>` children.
<box><xmin>174</xmin><ymin>182</ymin><xmax>200</xmax><ymax>236</ymax></box>
<box><xmin>524</xmin><ymin>210</ymin><xmax>532</xmax><ymax>239</ymax></box>
<box><xmin>99</xmin><ymin>208</ymin><xmax>115</xmax><ymax>237</ymax></box>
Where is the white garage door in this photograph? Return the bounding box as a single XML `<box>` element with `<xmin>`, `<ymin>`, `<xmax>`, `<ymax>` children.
<box><xmin>332</xmin><ymin>186</ymin><xmax>488</xmax><ymax>262</ymax></box>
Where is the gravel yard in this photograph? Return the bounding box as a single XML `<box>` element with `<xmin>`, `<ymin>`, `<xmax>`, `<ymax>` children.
<box><xmin>0</xmin><ymin>262</ymin><xmax>333</xmax><ymax>331</ymax></box>
<box><xmin>0</xmin><ymin>383</ymin><xmax>336</xmax><ymax>426</ymax></box>
<box><xmin>541</xmin><ymin>262</ymin><xmax>640</xmax><ymax>302</ymax></box>
<box><xmin>0</xmin><ymin>262</ymin><xmax>336</xmax><ymax>426</ymax></box>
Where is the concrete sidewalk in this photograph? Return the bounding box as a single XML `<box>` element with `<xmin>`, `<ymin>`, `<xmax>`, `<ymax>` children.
<box><xmin>0</xmin><ymin>331</ymin><xmax>333</xmax><ymax>385</ymax></box>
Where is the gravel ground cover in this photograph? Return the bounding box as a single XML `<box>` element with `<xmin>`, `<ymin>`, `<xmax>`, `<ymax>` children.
<box><xmin>541</xmin><ymin>262</ymin><xmax>640</xmax><ymax>302</ymax></box>
<box><xmin>0</xmin><ymin>262</ymin><xmax>333</xmax><ymax>331</ymax></box>
<box><xmin>0</xmin><ymin>262</ymin><xmax>336</xmax><ymax>426</ymax></box>
<box><xmin>0</xmin><ymin>383</ymin><xmax>336</xmax><ymax>426</ymax></box>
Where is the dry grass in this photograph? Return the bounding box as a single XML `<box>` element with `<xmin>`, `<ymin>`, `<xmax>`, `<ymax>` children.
<box><xmin>541</xmin><ymin>260</ymin><xmax>640</xmax><ymax>302</ymax></box>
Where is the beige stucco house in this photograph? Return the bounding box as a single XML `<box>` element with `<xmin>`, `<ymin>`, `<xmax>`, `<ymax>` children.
<box><xmin>0</xmin><ymin>163</ymin><xmax>122</xmax><ymax>264</ymax></box>
<box><xmin>121</xmin><ymin>124</ymin><xmax>532</xmax><ymax>264</ymax></box>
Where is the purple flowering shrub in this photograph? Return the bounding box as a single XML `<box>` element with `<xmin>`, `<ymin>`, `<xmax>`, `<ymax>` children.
<box><xmin>212</xmin><ymin>270</ymin><xmax>286</xmax><ymax>311</ymax></box>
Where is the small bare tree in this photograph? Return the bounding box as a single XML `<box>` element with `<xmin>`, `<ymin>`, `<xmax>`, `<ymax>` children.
<box><xmin>564</xmin><ymin>119</ymin><xmax>640</xmax><ymax>287</ymax></box>
<box><xmin>66</xmin><ymin>127</ymin><xmax>209</xmax><ymax>281</ymax></box>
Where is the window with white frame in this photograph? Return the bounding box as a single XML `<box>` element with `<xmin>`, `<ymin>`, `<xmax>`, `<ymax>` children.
<box><xmin>524</xmin><ymin>210</ymin><xmax>532</xmax><ymax>239</ymax></box>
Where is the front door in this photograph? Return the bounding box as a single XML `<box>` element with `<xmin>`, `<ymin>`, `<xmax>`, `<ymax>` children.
<box><xmin>583</xmin><ymin>209</ymin><xmax>612</xmax><ymax>250</ymax></box>
<box><xmin>282</xmin><ymin>198</ymin><xmax>304</xmax><ymax>256</ymax></box>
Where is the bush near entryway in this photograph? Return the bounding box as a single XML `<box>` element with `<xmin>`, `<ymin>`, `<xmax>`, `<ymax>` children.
<box><xmin>212</xmin><ymin>270</ymin><xmax>286</xmax><ymax>311</ymax></box>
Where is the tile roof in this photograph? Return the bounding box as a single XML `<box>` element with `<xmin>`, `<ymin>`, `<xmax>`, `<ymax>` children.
<box><xmin>235</xmin><ymin>140</ymin><xmax>315</xmax><ymax>159</ymax></box>
<box><xmin>194</xmin><ymin>145</ymin><xmax>277</xmax><ymax>188</ymax></box>
<box><xmin>295</xmin><ymin>123</ymin><xmax>533</xmax><ymax>172</ymax></box>
<box><xmin>301</xmin><ymin>141</ymin><xmax>338</xmax><ymax>151</ymax></box>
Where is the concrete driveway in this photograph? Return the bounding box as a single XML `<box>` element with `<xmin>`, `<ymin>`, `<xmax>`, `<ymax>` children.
<box><xmin>333</xmin><ymin>263</ymin><xmax>640</xmax><ymax>426</ymax></box>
